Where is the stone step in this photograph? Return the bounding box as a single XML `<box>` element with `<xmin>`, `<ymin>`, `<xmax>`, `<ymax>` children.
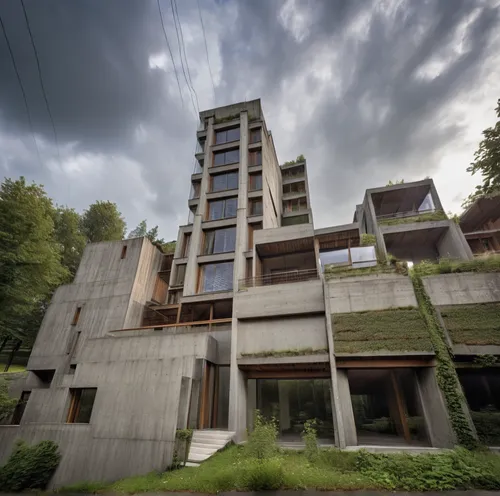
<box><xmin>188</xmin><ymin>451</ymin><xmax>212</xmax><ymax>462</ymax></box>
<box><xmin>189</xmin><ymin>445</ymin><xmax>221</xmax><ymax>455</ymax></box>
<box><xmin>186</xmin><ymin>430</ymin><xmax>235</xmax><ymax>467</ymax></box>
<box><xmin>185</xmin><ymin>461</ymin><xmax>200</xmax><ymax>467</ymax></box>
<box><xmin>192</xmin><ymin>431</ymin><xmax>233</xmax><ymax>440</ymax></box>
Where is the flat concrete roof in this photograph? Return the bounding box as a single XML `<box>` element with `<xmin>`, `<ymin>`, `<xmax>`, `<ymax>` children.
<box><xmin>460</xmin><ymin>195</ymin><xmax>500</xmax><ymax>233</ymax></box>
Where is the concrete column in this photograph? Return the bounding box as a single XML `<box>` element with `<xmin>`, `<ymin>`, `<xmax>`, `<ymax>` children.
<box><xmin>247</xmin><ymin>379</ymin><xmax>256</xmax><ymax>432</ymax></box>
<box><xmin>367</xmin><ymin>193</ymin><xmax>388</xmax><ymax>261</ymax></box>
<box><xmin>429</xmin><ymin>180</ymin><xmax>444</xmax><ymax>212</ymax></box>
<box><xmin>184</xmin><ymin>117</ymin><xmax>214</xmax><ymax>296</ymax></box>
<box><xmin>438</xmin><ymin>222</ymin><xmax>474</xmax><ymax>261</ymax></box>
<box><xmin>415</xmin><ymin>367</ymin><xmax>457</xmax><ymax>448</ymax></box>
<box><xmin>337</xmin><ymin>369</ymin><xmax>357</xmax><ymax>447</ymax></box>
<box><xmin>278</xmin><ymin>381</ymin><xmax>291</xmax><ymax>432</ymax></box>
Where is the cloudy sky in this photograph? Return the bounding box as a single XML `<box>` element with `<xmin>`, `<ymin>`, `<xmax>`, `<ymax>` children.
<box><xmin>0</xmin><ymin>0</ymin><xmax>499</xmax><ymax>240</ymax></box>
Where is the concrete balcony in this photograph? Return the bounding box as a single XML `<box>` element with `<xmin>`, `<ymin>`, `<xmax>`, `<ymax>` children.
<box><xmin>108</xmin><ymin>319</ymin><xmax>232</xmax><ymax>337</ymax></box>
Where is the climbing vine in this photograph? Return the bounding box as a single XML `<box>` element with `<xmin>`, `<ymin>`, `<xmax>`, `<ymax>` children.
<box><xmin>410</xmin><ymin>271</ymin><xmax>478</xmax><ymax>449</ymax></box>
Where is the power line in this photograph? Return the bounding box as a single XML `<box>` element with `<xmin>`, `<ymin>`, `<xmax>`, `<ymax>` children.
<box><xmin>0</xmin><ymin>10</ymin><xmax>42</xmax><ymax>165</ymax></box>
<box><xmin>169</xmin><ymin>0</ymin><xmax>198</xmax><ymax>115</ymax></box>
<box><xmin>20</xmin><ymin>0</ymin><xmax>61</xmax><ymax>164</ymax></box>
<box><xmin>173</xmin><ymin>0</ymin><xmax>199</xmax><ymax>112</ymax></box>
<box><xmin>156</xmin><ymin>0</ymin><xmax>184</xmax><ymax>108</ymax></box>
<box><xmin>197</xmin><ymin>0</ymin><xmax>216</xmax><ymax>105</ymax></box>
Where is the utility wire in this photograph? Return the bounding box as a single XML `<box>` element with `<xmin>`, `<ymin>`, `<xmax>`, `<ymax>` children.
<box><xmin>0</xmin><ymin>11</ymin><xmax>42</xmax><ymax>166</ymax></box>
<box><xmin>157</xmin><ymin>0</ymin><xmax>184</xmax><ymax>108</ymax></box>
<box><xmin>173</xmin><ymin>0</ymin><xmax>200</xmax><ymax>112</ymax></box>
<box><xmin>20</xmin><ymin>0</ymin><xmax>61</xmax><ymax>164</ymax></box>
<box><xmin>197</xmin><ymin>0</ymin><xmax>216</xmax><ymax>106</ymax></box>
<box><xmin>169</xmin><ymin>0</ymin><xmax>198</xmax><ymax>116</ymax></box>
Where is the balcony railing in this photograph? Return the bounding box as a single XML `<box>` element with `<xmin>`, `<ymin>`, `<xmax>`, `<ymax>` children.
<box><xmin>110</xmin><ymin>318</ymin><xmax>232</xmax><ymax>334</ymax></box>
<box><xmin>376</xmin><ymin>208</ymin><xmax>435</xmax><ymax>221</ymax></box>
<box><xmin>238</xmin><ymin>268</ymin><xmax>319</xmax><ymax>290</ymax></box>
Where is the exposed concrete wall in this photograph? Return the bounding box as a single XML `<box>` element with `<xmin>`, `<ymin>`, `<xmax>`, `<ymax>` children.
<box><xmin>437</xmin><ymin>223</ymin><xmax>473</xmax><ymax>260</ymax></box>
<box><xmin>261</xmin><ymin>123</ymin><xmax>281</xmax><ymax>229</ymax></box>
<box><xmin>337</xmin><ymin>369</ymin><xmax>357</xmax><ymax>446</ymax></box>
<box><xmin>234</xmin><ymin>279</ymin><xmax>325</xmax><ymax>319</ymax></box>
<box><xmin>237</xmin><ymin>315</ymin><xmax>327</xmax><ymax>355</ymax></box>
<box><xmin>255</xmin><ymin>223</ymin><xmax>313</xmax><ymax>246</ymax></box>
<box><xmin>422</xmin><ymin>273</ymin><xmax>500</xmax><ymax>306</ymax></box>
<box><xmin>328</xmin><ymin>274</ymin><xmax>418</xmax><ymax>313</ymax></box>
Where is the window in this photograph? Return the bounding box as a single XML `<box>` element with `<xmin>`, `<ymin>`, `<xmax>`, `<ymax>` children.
<box><xmin>11</xmin><ymin>391</ymin><xmax>31</xmax><ymax>425</ymax></box>
<box><xmin>249</xmin><ymin>150</ymin><xmax>262</xmax><ymax>166</ymax></box>
<box><xmin>67</xmin><ymin>388</ymin><xmax>97</xmax><ymax>424</ymax></box>
<box><xmin>201</xmin><ymin>262</ymin><xmax>234</xmax><ymax>292</ymax></box>
<box><xmin>213</xmin><ymin>149</ymin><xmax>239</xmax><ymax>167</ymax></box>
<box><xmin>208</xmin><ymin>198</ymin><xmax>238</xmax><ymax>220</ymax></box>
<box><xmin>121</xmin><ymin>245</ymin><xmax>127</xmax><ymax>259</ymax></box>
<box><xmin>71</xmin><ymin>307</ymin><xmax>81</xmax><ymax>326</ymax></box>
<box><xmin>249</xmin><ymin>199</ymin><xmax>263</xmax><ymax>216</ymax></box>
<box><xmin>250</xmin><ymin>128</ymin><xmax>261</xmax><ymax>144</ymax></box>
<box><xmin>167</xmin><ymin>290</ymin><xmax>181</xmax><ymax>305</ymax></box>
<box><xmin>175</xmin><ymin>264</ymin><xmax>186</xmax><ymax>286</ymax></box>
<box><xmin>215</xmin><ymin>127</ymin><xmax>240</xmax><ymax>144</ymax></box>
<box><xmin>248</xmin><ymin>222</ymin><xmax>262</xmax><ymax>249</ymax></box>
<box><xmin>283</xmin><ymin>182</ymin><xmax>305</xmax><ymax>195</ymax></box>
<box><xmin>182</xmin><ymin>233</ymin><xmax>191</xmax><ymax>257</ymax></box>
<box><xmin>249</xmin><ymin>173</ymin><xmax>262</xmax><ymax>191</ymax></box>
<box><xmin>204</xmin><ymin>227</ymin><xmax>236</xmax><ymax>254</ymax></box>
<box><xmin>283</xmin><ymin>197</ymin><xmax>308</xmax><ymax>213</ymax></box>
<box><xmin>212</xmin><ymin>172</ymin><xmax>238</xmax><ymax>192</ymax></box>
<box><xmin>246</xmin><ymin>258</ymin><xmax>253</xmax><ymax>278</ymax></box>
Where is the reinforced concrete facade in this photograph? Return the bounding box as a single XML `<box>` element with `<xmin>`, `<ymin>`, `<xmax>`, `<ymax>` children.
<box><xmin>2</xmin><ymin>100</ymin><xmax>500</xmax><ymax>487</ymax></box>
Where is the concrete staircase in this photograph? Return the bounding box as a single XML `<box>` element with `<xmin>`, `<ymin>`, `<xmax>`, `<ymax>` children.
<box><xmin>186</xmin><ymin>430</ymin><xmax>235</xmax><ymax>467</ymax></box>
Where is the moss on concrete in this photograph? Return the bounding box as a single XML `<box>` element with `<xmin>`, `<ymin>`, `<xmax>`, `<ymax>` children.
<box><xmin>325</xmin><ymin>263</ymin><xmax>407</xmax><ymax>280</ymax></box>
<box><xmin>240</xmin><ymin>348</ymin><xmax>328</xmax><ymax>358</ymax></box>
<box><xmin>333</xmin><ymin>308</ymin><xmax>433</xmax><ymax>353</ymax></box>
<box><xmin>439</xmin><ymin>303</ymin><xmax>500</xmax><ymax>346</ymax></box>
<box><xmin>378</xmin><ymin>210</ymin><xmax>448</xmax><ymax>226</ymax></box>
<box><xmin>414</xmin><ymin>254</ymin><xmax>500</xmax><ymax>276</ymax></box>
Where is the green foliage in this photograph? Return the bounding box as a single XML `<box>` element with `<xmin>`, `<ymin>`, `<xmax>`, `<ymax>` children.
<box><xmin>0</xmin><ymin>439</ymin><xmax>61</xmax><ymax>491</ymax></box>
<box><xmin>241</xmin><ymin>347</ymin><xmax>327</xmax><ymax>358</ymax></box>
<box><xmin>240</xmin><ymin>458</ymin><xmax>284</xmax><ymax>490</ymax></box>
<box><xmin>473</xmin><ymin>354</ymin><xmax>499</xmax><ymax>367</ymax></box>
<box><xmin>386</xmin><ymin>179</ymin><xmax>405</xmax><ymax>186</ymax></box>
<box><xmin>360</xmin><ymin>233</ymin><xmax>376</xmax><ymax>246</ymax></box>
<box><xmin>471</xmin><ymin>410</ymin><xmax>500</xmax><ymax>445</ymax></box>
<box><xmin>245</xmin><ymin>410</ymin><xmax>278</xmax><ymax>460</ymax></box>
<box><xmin>325</xmin><ymin>263</ymin><xmax>403</xmax><ymax>279</ymax></box>
<box><xmin>0</xmin><ymin>376</ymin><xmax>17</xmax><ymax>422</ymax></box>
<box><xmin>355</xmin><ymin>448</ymin><xmax>500</xmax><ymax>490</ymax></box>
<box><xmin>333</xmin><ymin>307</ymin><xmax>433</xmax><ymax>353</ymax></box>
<box><xmin>80</xmin><ymin>200</ymin><xmax>126</xmax><ymax>243</ymax></box>
<box><xmin>361</xmin><ymin>416</ymin><xmax>423</xmax><ymax>435</ymax></box>
<box><xmin>410</xmin><ymin>272</ymin><xmax>478</xmax><ymax>448</ymax></box>
<box><xmin>56</xmin><ymin>480</ymin><xmax>109</xmax><ymax>493</ymax></box>
<box><xmin>377</xmin><ymin>209</ymin><xmax>448</xmax><ymax>226</ymax></box>
<box><xmin>302</xmin><ymin>419</ymin><xmax>319</xmax><ymax>462</ymax></box>
<box><xmin>440</xmin><ymin>303</ymin><xmax>500</xmax><ymax>346</ymax></box>
<box><xmin>161</xmin><ymin>240</ymin><xmax>176</xmax><ymax>254</ymax></box>
<box><xmin>414</xmin><ymin>254</ymin><xmax>500</xmax><ymax>277</ymax></box>
<box><xmin>283</xmin><ymin>154</ymin><xmax>306</xmax><ymax>166</ymax></box>
<box><xmin>463</xmin><ymin>99</ymin><xmax>500</xmax><ymax>208</ymax></box>
<box><xmin>0</xmin><ymin>177</ymin><xmax>68</xmax><ymax>347</ymax></box>
<box><xmin>175</xmin><ymin>428</ymin><xmax>193</xmax><ymax>441</ymax></box>
<box><xmin>52</xmin><ymin>206</ymin><xmax>87</xmax><ymax>278</ymax></box>
<box><xmin>214</xmin><ymin>113</ymin><xmax>240</xmax><ymax>124</ymax></box>
<box><xmin>128</xmin><ymin>219</ymin><xmax>165</xmax><ymax>245</ymax></box>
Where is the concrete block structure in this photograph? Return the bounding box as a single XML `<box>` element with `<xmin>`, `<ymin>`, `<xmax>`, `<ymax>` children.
<box><xmin>2</xmin><ymin>99</ymin><xmax>500</xmax><ymax>487</ymax></box>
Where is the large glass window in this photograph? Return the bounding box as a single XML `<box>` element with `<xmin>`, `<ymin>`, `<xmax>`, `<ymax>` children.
<box><xmin>212</xmin><ymin>172</ymin><xmax>239</xmax><ymax>192</ymax></box>
<box><xmin>204</xmin><ymin>227</ymin><xmax>236</xmax><ymax>254</ymax></box>
<box><xmin>249</xmin><ymin>150</ymin><xmax>262</xmax><ymax>166</ymax></box>
<box><xmin>208</xmin><ymin>198</ymin><xmax>238</xmax><ymax>220</ymax></box>
<box><xmin>213</xmin><ymin>149</ymin><xmax>239</xmax><ymax>167</ymax></box>
<box><xmin>202</xmin><ymin>262</ymin><xmax>234</xmax><ymax>292</ymax></box>
<box><xmin>67</xmin><ymin>388</ymin><xmax>97</xmax><ymax>423</ymax></box>
<box><xmin>215</xmin><ymin>128</ymin><xmax>240</xmax><ymax>145</ymax></box>
<box><xmin>249</xmin><ymin>173</ymin><xmax>262</xmax><ymax>191</ymax></box>
<box><xmin>250</xmin><ymin>128</ymin><xmax>261</xmax><ymax>144</ymax></box>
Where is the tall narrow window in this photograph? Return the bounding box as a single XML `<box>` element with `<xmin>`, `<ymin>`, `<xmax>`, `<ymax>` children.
<box><xmin>182</xmin><ymin>233</ymin><xmax>191</xmax><ymax>258</ymax></box>
<box><xmin>11</xmin><ymin>391</ymin><xmax>31</xmax><ymax>425</ymax></box>
<box><xmin>249</xmin><ymin>150</ymin><xmax>262</xmax><ymax>166</ymax></box>
<box><xmin>71</xmin><ymin>307</ymin><xmax>82</xmax><ymax>326</ymax></box>
<box><xmin>249</xmin><ymin>173</ymin><xmax>262</xmax><ymax>191</ymax></box>
<box><xmin>250</xmin><ymin>128</ymin><xmax>261</xmax><ymax>144</ymax></box>
<box><xmin>208</xmin><ymin>198</ymin><xmax>238</xmax><ymax>220</ymax></box>
<box><xmin>67</xmin><ymin>388</ymin><xmax>97</xmax><ymax>424</ymax></box>
<box><xmin>249</xmin><ymin>199</ymin><xmax>263</xmax><ymax>216</ymax></box>
<box><xmin>211</xmin><ymin>172</ymin><xmax>238</xmax><ymax>192</ymax></box>
<box><xmin>175</xmin><ymin>264</ymin><xmax>187</xmax><ymax>286</ymax></box>
<box><xmin>204</xmin><ymin>227</ymin><xmax>236</xmax><ymax>254</ymax></box>
<box><xmin>213</xmin><ymin>149</ymin><xmax>239</xmax><ymax>167</ymax></box>
<box><xmin>121</xmin><ymin>245</ymin><xmax>127</xmax><ymax>259</ymax></box>
<box><xmin>215</xmin><ymin>127</ymin><xmax>240</xmax><ymax>144</ymax></box>
<box><xmin>201</xmin><ymin>262</ymin><xmax>234</xmax><ymax>292</ymax></box>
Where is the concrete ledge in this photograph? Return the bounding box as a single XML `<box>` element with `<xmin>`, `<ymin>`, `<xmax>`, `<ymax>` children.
<box><xmin>202</xmin><ymin>217</ymin><xmax>237</xmax><ymax>230</ymax></box>
<box><xmin>248</xmin><ymin>165</ymin><xmax>262</xmax><ymax>174</ymax></box>
<box><xmin>315</xmin><ymin>223</ymin><xmax>359</xmax><ymax>236</ymax></box>
<box><xmin>335</xmin><ymin>351</ymin><xmax>435</xmax><ymax>359</ymax></box>
<box><xmin>206</xmin><ymin>189</ymin><xmax>239</xmax><ymax>201</ymax></box>
<box><xmin>238</xmin><ymin>354</ymin><xmax>329</xmax><ymax>366</ymax></box>
<box><xmin>248</xmin><ymin>190</ymin><xmax>263</xmax><ymax>199</ymax></box>
<box><xmin>191</xmin><ymin>172</ymin><xmax>203</xmax><ymax>181</ymax></box>
<box><xmin>181</xmin><ymin>291</ymin><xmax>233</xmax><ymax>304</ymax></box>
<box><xmin>212</xmin><ymin>141</ymin><xmax>240</xmax><ymax>153</ymax></box>
<box><xmin>208</xmin><ymin>163</ymin><xmax>240</xmax><ymax>175</ymax></box>
<box><xmin>197</xmin><ymin>252</ymin><xmax>235</xmax><ymax>264</ymax></box>
<box><xmin>254</xmin><ymin>223</ymin><xmax>314</xmax><ymax>246</ymax></box>
<box><xmin>379</xmin><ymin>219</ymin><xmax>450</xmax><ymax>234</ymax></box>
<box><xmin>452</xmin><ymin>344</ymin><xmax>500</xmax><ymax>356</ymax></box>
<box><xmin>248</xmin><ymin>215</ymin><xmax>263</xmax><ymax>224</ymax></box>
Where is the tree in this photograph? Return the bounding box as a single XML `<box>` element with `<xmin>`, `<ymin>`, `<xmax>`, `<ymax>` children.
<box><xmin>80</xmin><ymin>201</ymin><xmax>126</xmax><ymax>243</ymax></box>
<box><xmin>0</xmin><ymin>377</ymin><xmax>17</xmax><ymax>422</ymax></box>
<box><xmin>0</xmin><ymin>178</ymin><xmax>67</xmax><ymax>356</ymax></box>
<box><xmin>52</xmin><ymin>206</ymin><xmax>86</xmax><ymax>278</ymax></box>
<box><xmin>128</xmin><ymin>219</ymin><xmax>165</xmax><ymax>244</ymax></box>
<box><xmin>464</xmin><ymin>98</ymin><xmax>500</xmax><ymax>207</ymax></box>
<box><xmin>386</xmin><ymin>179</ymin><xmax>405</xmax><ymax>186</ymax></box>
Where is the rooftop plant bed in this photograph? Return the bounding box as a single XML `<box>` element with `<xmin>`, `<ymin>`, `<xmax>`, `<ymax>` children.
<box><xmin>282</xmin><ymin>154</ymin><xmax>305</xmax><ymax>166</ymax></box>
<box><xmin>414</xmin><ymin>254</ymin><xmax>500</xmax><ymax>277</ymax></box>
<box><xmin>360</xmin><ymin>233</ymin><xmax>376</xmax><ymax>246</ymax></box>
<box><xmin>325</xmin><ymin>262</ymin><xmax>407</xmax><ymax>280</ymax></box>
<box><xmin>439</xmin><ymin>302</ymin><xmax>500</xmax><ymax>346</ymax></box>
<box><xmin>333</xmin><ymin>307</ymin><xmax>433</xmax><ymax>353</ymax></box>
<box><xmin>378</xmin><ymin>210</ymin><xmax>448</xmax><ymax>226</ymax></box>
<box><xmin>240</xmin><ymin>348</ymin><xmax>327</xmax><ymax>358</ymax></box>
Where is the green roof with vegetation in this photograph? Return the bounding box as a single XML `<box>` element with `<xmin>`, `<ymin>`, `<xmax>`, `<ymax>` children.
<box><xmin>333</xmin><ymin>307</ymin><xmax>433</xmax><ymax>354</ymax></box>
<box><xmin>439</xmin><ymin>303</ymin><xmax>500</xmax><ymax>346</ymax></box>
<box><xmin>414</xmin><ymin>254</ymin><xmax>500</xmax><ymax>276</ymax></box>
<box><xmin>325</xmin><ymin>262</ymin><xmax>407</xmax><ymax>280</ymax></box>
<box><xmin>240</xmin><ymin>348</ymin><xmax>327</xmax><ymax>358</ymax></box>
<box><xmin>378</xmin><ymin>210</ymin><xmax>448</xmax><ymax>226</ymax></box>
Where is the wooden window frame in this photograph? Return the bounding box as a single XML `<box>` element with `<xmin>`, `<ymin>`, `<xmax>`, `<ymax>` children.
<box><xmin>71</xmin><ymin>306</ymin><xmax>82</xmax><ymax>326</ymax></box>
<box><xmin>66</xmin><ymin>388</ymin><xmax>97</xmax><ymax>424</ymax></box>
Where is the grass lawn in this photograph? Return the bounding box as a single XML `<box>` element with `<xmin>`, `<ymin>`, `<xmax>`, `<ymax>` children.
<box><xmin>0</xmin><ymin>364</ymin><xmax>26</xmax><ymax>374</ymax></box>
<box><xmin>58</xmin><ymin>444</ymin><xmax>500</xmax><ymax>493</ymax></box>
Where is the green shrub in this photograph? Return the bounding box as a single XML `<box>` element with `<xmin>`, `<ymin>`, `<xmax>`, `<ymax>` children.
<box><xmin>245</xmin><ymin>410</ymin><xmax>278</xmax><ymax>460</ymax></box>
<box><xmin>360</xmin><ymin>233</ymin><xmax>377</xmax><ymax>246</ymax></box>
<box><xmin>378</xmin><ymin>210</ymin><xmax>448</xmax><ymax>226</ymax></box>
<box><xmin>471</xmin><ymin>410</ymin><xmax>500</xmax><ymax>445</ymax></box>
<box><xmin>0</xmin><ymin>376</ymin><xmax>17</xmax><ymax>422</ymax></box>
<box><xmin>241</xmin><ymin>458</ymin><xmax>284</xmax><ymax>490</ymax></box>
<box><xmin>0</xmin><ymin>439</ymin><xmax>61</xmax><ymax>491</ymax></box>
<box><xmin>414</xmin><ymin>254</ymin><xmax>500</xmax><ymax>276</ymax></box>
<box><xmin>302</xmin><ymin>419</ymin><xmax>319</xmax><ymax>462</ymax></box>
<box><xmin>212</xmin><ymin>467</ymin><xmax>238</xmax><ymax>491</ymax></box>
<box><xmin>355</xmin><ymin>448</ymin><xmax>500</xmax><ymax>491</ymax></box>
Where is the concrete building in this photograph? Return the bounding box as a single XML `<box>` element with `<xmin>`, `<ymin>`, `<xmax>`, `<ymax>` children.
<box><xmin>1</xmin><ymin>100</ymin><xmax>499</xmax><ymax>487</ymax></box>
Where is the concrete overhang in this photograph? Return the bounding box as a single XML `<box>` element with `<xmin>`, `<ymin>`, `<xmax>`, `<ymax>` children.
<box><xmin>282</xmin><ymin>191</ymin><xmax>307</xmax><ymax>201</ymax></box>
<box><xmin>282</xmin><ymin>208</ymin><xmax>311</xmax><ymax>219</ymax></box>
<box><xmin>191</xmin><ymin>172</ymin><xmax>203</xmax><ymax>182</ymax></box>
<box><xmin>200</xmin><ymin>98</ymin><xmax>262</xmax><ymax>123</ymax></box>
<box><xmin>381</xmin><ymin>220</ymin><xmax>450</xmax><ymax>253</ymax></box>
<box><xmin>208</xmin><ymin>163</ymin><xmax>240</xmax><ymax>175</ymax></box>
<box><xmin>452</xmin><ymin>344</ymin><xmax>500</xmax><ymax>356</ymax></box>
<box><xmin>248</xmin><ymin>165</ymin><xmax>262</xmax><ymax>174</ymax></box>
<box><xmin>315</xmin><ymin>223</ymin><xmax>359</xmax><ymax>237</ymax></box>
<box><xmin>181</xmin><ymin>291</ymin><xmax>233</xmax><ymax>305</ymax></box>
<box><xmin>206</xmin><ymin>189</ymin><xmax>239</xmax><ymax>201</ymax></box>
<box><xmin>255</xmin><ymin>224</ymin><xmax>314</xmax><ymax>257</ymax></box>
<box><xmin>248</xmin><ymin>190</ymin><xmax>263</xmax><ymax>199</ymax></box>
<box><xmin>212</xmin><ymin>140</ymin><xmax>240</xmax><ymax>153</ymax></box>
<box><xmin>368</xmin><ymin>179</ymin><xmax>432</xmax><ymax>216</ymax></box>
<box><xmin>282</xmin><ymin>175</ymin><xmax>306</xmax><ymax>185</ymax></box>
<box><xmin>213</xmin><ymin>119</ymin><xmax>240</xmax><ymax>131</ymax></box>
<box><xmin>188</xmin><ymin>198</ymin><xmax>199</xmax><ymax>209</ymax></box>
<box><xmin>280</xmin><ymin>160</ymin><xmax>306</xmax><ymax>170</ymax></box>
<box><xmin>460</xmin><ymin>195</ymin><xmax>500</xmax><ymax>233</ymax></box>
<box><xmin>315</xmin><ymin>223</ymin><xmax>360</xmax><ymax>250</ymax></box>
<box><xmin>248</xmin><ymin>215</ymin><xmax>263</xmax><ymax>224</ymax></box>
<box><xmin>238</xmin><ymin>354</ymin><xmax>329</xmax><ymax>367</ymax></box>
<box><xmin>248</xmin><ymin>142</ymin><xmax>261</xmax><ymax>151</ymax></box>
<box><xmin>202</xmin><ymin>217</ymin><xmax>237</xmax><ymax>230</ymax></box>
<box><xmin>197</xmin><ymin>252</ymin><xmax>235</xmax><ymax>264</ymax></box>
<box><xmin>195</xmin><ymin>151</ymin><xmax>204</xmax><ymax>162</ymax></box>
